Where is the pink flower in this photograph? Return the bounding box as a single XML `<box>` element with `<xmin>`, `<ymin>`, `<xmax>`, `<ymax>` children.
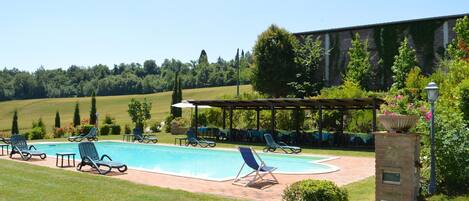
<box><xmin>396</xmin><ymin>95</ymin><xmax>404</xmax><ymax>100</ymax></box>
<box><xmin>425</xmin><ymin>111</ymin><xmax>433</xmax><ymax>122</ymax></box>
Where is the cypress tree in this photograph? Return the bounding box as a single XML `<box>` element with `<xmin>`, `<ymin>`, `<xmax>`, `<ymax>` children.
<box><xmin>90</xmin><ymin>92</ymin><xmax>97</xmax><ymax>125</ymax></box>
<box><xmin>11</xmin><ymin>110</ymin><xmax>19</xmax><ymax>135</ymax></box>
<box><xmin>176</xmin><ymin>76</ymin><xmax>183</xmax><ymax>117</ymax></box>
<box><xmin>170</xmin><ymin>72</ymin><xmax>182</xmax><ymax>117</ymax></box>
<box><xmin>55</xmin><ymin>111</ymin><xmax>61</xmax><ymax>128</ymax></box>
<box><xmin>235</xmin><ymin>48</ymin><xmax>240</xmax><ymax>97</ymax></box>
<box><xmin>73</xmin><ymin>102</ymin><xmax>81</xmax><ymax>127</ymax></box>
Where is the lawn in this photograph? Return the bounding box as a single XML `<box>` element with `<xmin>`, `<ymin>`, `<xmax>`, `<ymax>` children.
<box><xmin>0</xmin><ymin>85</ymin><xmax>252</xmax><ymax>132</ymax></box>
<box><xmin>0</xmin><ymin>159</ymin><xmax>237</xmax><ymax>201</ymax></box>
<box><xmin>343</xmin><ymin>176</ymin><xmax>375</xmax><ymax>201</ymax></box>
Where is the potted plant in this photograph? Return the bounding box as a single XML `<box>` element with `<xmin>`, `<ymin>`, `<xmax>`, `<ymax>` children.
<box><xmin>379</xmin><ymin>95</ymin><xmax>427</xmax><ymax>133</ymax></box>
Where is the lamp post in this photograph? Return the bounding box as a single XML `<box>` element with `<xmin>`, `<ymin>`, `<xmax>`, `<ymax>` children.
<box><xmin>425</xmin><ymin>82</ymin><xmax>439</xmax><ymax>195</ymax></box>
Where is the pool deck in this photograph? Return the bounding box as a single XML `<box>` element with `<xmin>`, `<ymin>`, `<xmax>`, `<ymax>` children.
<box><xmin>0</xmin><ymin>143</ymin><xmax>375</xmax><ymax>201</ymax></box>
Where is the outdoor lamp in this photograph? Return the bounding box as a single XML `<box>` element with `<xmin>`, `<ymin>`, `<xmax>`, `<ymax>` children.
<box><xmin>425</xmin><ymin>82</ymin><xmax>438</xmax><ymax>195</ymax></box>
<box><xmin>425</xmin><ymin>82</ymin><xmax>439</xmax><ymax>103</ymax></box>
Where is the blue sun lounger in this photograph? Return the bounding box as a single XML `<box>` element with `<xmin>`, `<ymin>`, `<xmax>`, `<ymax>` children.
<box><xmin>77</xmin><ymin>142</ymin><xmax>127</xmax><ymax>175</ymax></box>
<box><xmin>186</xmin><ymin>129</ymin><xmax>216</xmax><ymax>148</ymax></box>
<box><xmin>232</xmin><ymin>146</ymin><xmax>278</xmax><ymax>187</ymax></box>
<box><xmin>10</xmin><ymin>135</ymin><xmax>46</xmax><ymax>161</ymax></box>
<box><xmin>133</xmin><ymin>128</ymin><xmax>158</xmax><ymax>143</ymax></box>
<box><xmin>68</xmin><ymin>127</ymin><xmax>98</xmax><ymax>142</ymax></box>
<box><xmin>263</xmin><ymin>133</ymin><xmax>301</xmax><ymax>154</ymax></box>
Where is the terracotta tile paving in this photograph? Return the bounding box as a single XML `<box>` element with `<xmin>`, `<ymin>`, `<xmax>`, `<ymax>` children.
<box><xmin>0</xmin><ymin>146</ymin><xmax>375</xmax><ymax>201</ymax></box>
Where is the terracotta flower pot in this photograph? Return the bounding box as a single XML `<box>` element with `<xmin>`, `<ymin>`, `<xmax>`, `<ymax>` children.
<box><xmin>378</xmin><ymin>114</ymin><xmax>419</xmax><ymax>133</ymax></box>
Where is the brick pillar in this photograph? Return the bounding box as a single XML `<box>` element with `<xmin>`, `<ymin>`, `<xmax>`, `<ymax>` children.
<box><xmin>374</xmin><ymin>132</ymin><xmax>420</xmax><ymax>201</ymax></box>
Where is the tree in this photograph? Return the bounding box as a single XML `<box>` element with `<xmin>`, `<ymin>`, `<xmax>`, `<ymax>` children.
<box><xmin>127</xmin><ymin>98</ymin><xmax>152</xmax><ymax>131</ymax></box>
<box><xmin>144</xmin><ymin>60</ymin><xmax>160</xmax><ymax>75</ymax></box>
<box><xmin>235</xmin><ymin>48</ymin><xmax>240</xmax><ymax>97</ymax></box>
<box><xmin>73</xmin><ymin>102</ymin><xmax>81</xmax><ymax>127</ymax></box>
<box><xmin>252</xmin><ymin>24</ymin><xmax>299</xmax><ymax>97</ymax></box>
<box><xmin>170</xmin><ymin>72</ymin><xmax>182</xmax><ymax>117</ymax></box>
<box><xmin>55</xmin><ymin>111</ymin><xmax>61</xmax><ymax>128</ymax></box>
<box><xmin>11</xmin><ymin>110</ymin><xmax>19</xmax><ymax>135</ymax></box>
<box><xmin>177</xmin><ymin>76</ymin><xmax>183</xmax><ymax>107</ymax></box>
<box><xmin>198</xmin><ymin>50</ymin><xmax>209</xmax><ymax>66</ymax></box>
<box><xmin>89</xmin><ymin>92</ymin><xmax>97</xmax><ymax>125</ymax></box>
<box><xmin>289</xmin><ymin>35</ymin><xmax>324</xmax><ymax>97</ymax></box>
<box><xmin>448</xmin><ymin>16</ymin><xmax>469</xmax><ymax>61</ymax></box>
<box><xmin>345</xmin><ymin>33</ymin><xmax>372</xmax><ymax>89</ymax></box>
<box><xmin>391</xmin><ymin>37</ymin><xmax>418</xmax><ymax>89</ymax></box>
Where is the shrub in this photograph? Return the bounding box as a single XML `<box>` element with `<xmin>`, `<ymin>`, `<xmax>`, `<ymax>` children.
<box><xmin>53</xmin><ymin>127</ymin><xmax>66</xmax><ymax>138</ymax></box>
<box><xmin>283</xmin><ymin>179</ymin><xmax>348</xmax><ymax>201</ymax></box>
<box><xmin>164</xmin><ymin>115</ymin><xmax>174</xmax><ymax>133</ymax></box>
<box><xmin>22</xmin><ymin>132</ymin><xmax>31</xmax><ymax>140</ymax></box>
<box><xmin>110</xmin><ymin>124</ymin><xmax>121</xmax><ymax>135</ymax></box>
<box><xmin>30</xmin><ymin>127</ymin><xmax>46</xmax><ymax>140</ymax></box>
<box><xmin>403</xmin><ymin>67</ymin><xmax>429</xmax><ymax>102</ymax></box>
<box><xmin>124</xmin><ymin>124</ymin><xmax>131</xmax><ymax>134</ymax></box>
<box><xmin>149</xmin><ymin>122</ymin><xmax>161</xmax><ymax>132</ymax></box>
<box><xmin>103</xmin><ymin>114</ymin><xmax>115</xmax><ymax>124</ymax></box>
<box><xmin>459</xmin><ymin>79</ymin><xmax>469</xmax><ymax>123</ymax></box>
<box><xmin>80</xmin><ymin>124</ymin><xmax>95</xmax><ymax>135</ymax></box>
<box><xmin>171</xmin><ymin>117</ymin><xmax>189</xmax><ymax>128</ymax></box>
<box><xmin>100</xmin><ymin>125</ymin><xmax>110</xmax><ymax>135</ymax></box>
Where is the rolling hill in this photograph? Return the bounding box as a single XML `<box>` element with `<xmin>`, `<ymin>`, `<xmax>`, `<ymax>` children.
<box><xmin>0</xmin><ymin>85</ymin><xmax>252</xmax><ymax>132</ymax></box>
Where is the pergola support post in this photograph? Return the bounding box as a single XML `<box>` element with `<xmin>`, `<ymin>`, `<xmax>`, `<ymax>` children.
<box><xmin>195</xmin><ymin>105</ymin><xmax>198</xmax><ymax>137</ymax></box>
<box><xmin>372</xmin><ymin>99</ymin><xmax>377</xmax><ymax>132</ymax></box>
<box><xmin>270</xmin><ymin>105</ymin><xmax>276</xmax><ymax>134</ymax></box>
<box><xmin>222</xmin><ymin>108</ymin><xmax>226</xmax><ymax>129</ymax></box>
<box><xmin>229</xmin><ymin>106</ymin><xmax>233</xmax><ymax>140</ymax></box>
<box><xmin>295</xmin><ymin>107</ymin><xmax>300</xmax><ymax>142</ymax></box>
<box><xmin>318</xmin><ymin>105</ymin><xmax>323</xmax><ymax>146</ymax></box>
<box><xmin>256</xmin><ymin>108</ymin><xmax>260</xmax><ymax>131</ymax></box>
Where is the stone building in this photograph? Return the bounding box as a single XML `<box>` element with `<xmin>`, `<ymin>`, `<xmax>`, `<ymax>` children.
<box><xmin>294</xmin><ymin>13</ymin><xmax>468</xmax><ymax>89</ymax></box>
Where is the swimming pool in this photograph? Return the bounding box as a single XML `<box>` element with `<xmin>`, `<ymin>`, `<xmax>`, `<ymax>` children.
<box><xmin>34</xmin><ymin>141</ymin><xmax>339</xmax><ymax>181</ymax></box>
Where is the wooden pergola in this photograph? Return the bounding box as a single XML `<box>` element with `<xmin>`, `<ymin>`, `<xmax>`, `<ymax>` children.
<box><xmin>188</xmin><ymin>97</ymin><xmax>384</xmax><ymax>143</ymax></box>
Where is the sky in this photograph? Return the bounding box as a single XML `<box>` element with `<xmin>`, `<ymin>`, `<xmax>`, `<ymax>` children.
<box><xmin>0</xmin><ymin>0</ymin><xmax>468</xmax><ymax>71</ymax></box>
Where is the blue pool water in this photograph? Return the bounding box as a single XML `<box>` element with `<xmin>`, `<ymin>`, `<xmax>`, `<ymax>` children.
<box><xmin>34</xmin><ymin>141</ymin><xmax>338</xmax><ymax>181</ymax></box>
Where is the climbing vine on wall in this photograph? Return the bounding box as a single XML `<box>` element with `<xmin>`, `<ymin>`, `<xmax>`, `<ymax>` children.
<box><xmin>409</xmin><ymin>20</ymin><xmax>443</xmax><ymax>74</ymax></box>
<box><xmin>328</xmin><ymin>33</ymin><xmax>341</xmax><ymax>85</ymax></box>
<box><xmin>373</xmin><ymin>25</ymin><xmax>405</xmax><ymax>89</ymax></box>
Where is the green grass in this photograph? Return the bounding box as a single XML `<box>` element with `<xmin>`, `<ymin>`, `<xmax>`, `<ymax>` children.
<box><xmin>344</xmin><ymin>176</ymin><xmax>375</xmax><ymax>201</ymax></box>
<box><xmin>0</xmin><ymin>85</ymin><xmax>252</xmax><ymax>132</ymax></box>
<box><xmin>0</xmin><ymin>159</ymin><xmax>237</xmax><ymax>201</ymax></box>
<box><xmin>427</xmin><ymin>194</ymin><xmax>469</xmax><ymax>201</ymax></box>
<box><xmin>342</xmin><ymin>176</ymin><xmax>469</xmax><ymax>201</ymax></box>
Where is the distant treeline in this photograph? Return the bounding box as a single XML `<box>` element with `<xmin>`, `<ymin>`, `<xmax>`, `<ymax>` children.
<box><xmin>0</xmin><ymin>49</ymin><xmax>253</xmax><ymax>101</ymax></box>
